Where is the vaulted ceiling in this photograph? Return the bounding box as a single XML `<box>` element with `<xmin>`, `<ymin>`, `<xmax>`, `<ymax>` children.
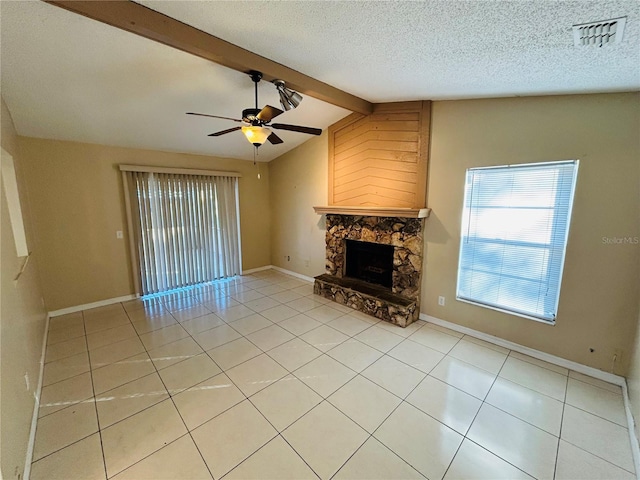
<box><xmin>1</xmin><ymin>1</ymin><xmax>638</xmax><ymax>162</ymax></box>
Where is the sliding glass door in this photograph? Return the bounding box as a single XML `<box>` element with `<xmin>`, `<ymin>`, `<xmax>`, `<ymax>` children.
<box><xmin>122</xmin><ymin>167</ymin><xmax>241</xmax><ymax>295</ymax></box>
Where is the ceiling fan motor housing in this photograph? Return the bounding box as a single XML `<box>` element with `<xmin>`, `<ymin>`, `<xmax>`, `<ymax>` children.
<box><xmin>187</xmin><ymin>69</ymin><xmax>319</xmax><ymax>145</ymax></box>
<box><xmin>242</xmin><ymin>108</ymin><xmax>262</xmax><ymax>124</ymax></box>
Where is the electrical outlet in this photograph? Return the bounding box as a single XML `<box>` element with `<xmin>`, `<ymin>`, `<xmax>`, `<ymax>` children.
<box><xmin>287</xmin><ymin>256</ymin><xmax>290</xmax><ymax>262</ymax></box>
<box><xmin>304</xmin><ymin>259</ymin><xmax>310</xmax><ymax>268</ymax></box>
<box><xmin>116</xmin><ymin>230</ymin><xmax>123</xmax><ymax>239</ymax></box>
<box><xmin>438</xmin><ymin>296</ymin><xmax>445</xmax><ymax>306</ymax></box>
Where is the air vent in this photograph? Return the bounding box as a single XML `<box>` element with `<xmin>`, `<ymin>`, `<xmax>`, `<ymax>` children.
<box><xmin>573</xmin><ymin>17</ymin><xmax>626</xmax><ymax>47</ymax></box>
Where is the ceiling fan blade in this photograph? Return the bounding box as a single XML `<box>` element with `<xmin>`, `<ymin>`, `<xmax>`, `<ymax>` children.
<box><xmin>271</xmin><ymin>123</ymin><xmax>322</xmax><ymax>136</ymax></box>
<box><xmin>187</xmin><ymin>112</ymin><xmax>243</xmax><ymax>123</ymax></box>
<box><xmin>267</xmin><ymin>132</ymin><xmax>284</xmax><ymax>145</ymax></box>
<box><xmin>257</xmin><ymin>105</ymin><xmax>284</xmax><ymax>123</ymax></box>
<box><xmin>208</xmin><ymin>126</ymin><xmax>242</xmax><ymax>137</ymax></box>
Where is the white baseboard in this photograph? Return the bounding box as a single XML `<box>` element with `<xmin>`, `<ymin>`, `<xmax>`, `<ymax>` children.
<box><xmin>48</xmin><ymin>294</ymin><xmax>139</xmax><ymax>318</ymax></box>
<box><xmin>242</xmin><ymin>265</ymin><xmax>315</xmax><ymax>283</ymax></box>
<box><xmin>25</xmin><ymin>278</ymin><xmax>640</xmax><ymax>477</ymax></box>
<box><xmin>421</xmin><ymin>313</ymin><xmax>640</xmax><ymax>477</ymax></box>
<box><xmin>421</xmin><ymin>313</ymin><xmax>625</xmax><ymax>386</ymax></box>
<box><xmin>24</xmin><ymin>312</ymin><xmax>50</xmax><ymax>480</ymax></box>
<box><xmin>47</xmin><ymin>270</ymin><xmax>311</xmax><ymax>317</ymax></box>
<box><xmin>621</xmin><ymin>382</ymin><xmax>640</xmax><ymax>479</ymax></box>
<box><xmin>241</xmin><ymin>265</ymin><xmax>273</xmax><ymax>275</ymax></box>
<box><xmin>270</xmin><ymin>265</ymin><xmax>315</xmax><ymax>283</ymax></box>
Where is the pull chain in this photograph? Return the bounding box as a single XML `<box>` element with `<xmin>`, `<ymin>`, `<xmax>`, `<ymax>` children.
<box><xmin>254</xmin><ymin>147</ymin><xmax>261</xmax><ymax>179</ymax></box>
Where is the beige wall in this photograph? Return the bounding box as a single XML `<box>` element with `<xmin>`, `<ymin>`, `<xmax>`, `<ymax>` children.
<box><xmin>1</xmin><ymin>98</ymin><xmax>47</xmax><ymax>479</ymax></box>
<box><xmin>269</xmin><ymin>132</ymin><xmax>328</xmax><ymax>277</ymax></box>
<box><xmin>19</xmin><ymin>138</ymin><xmax>271</xmax><ymax>311</ymax></box>
<box><xmin>269</xmin><ymin>92</ymin><xmax>640</xmax><ymax>376</ymax></box>
<box><xmin>424</xmin><ymin>93</ymin><xmax>639</xmax><ymax>375</ymax></box>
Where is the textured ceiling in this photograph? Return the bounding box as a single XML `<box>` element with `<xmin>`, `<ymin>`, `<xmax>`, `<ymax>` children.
<box><xmin>0</xmin><ymin>1</ymin><xmax>349</xmax><ymax>162</ymax></box>
<box><xmin>141</xmin><ymin>0</ymin><xmax>640</xmax><ymax>102</ymax></box>
<box><xmin>1</xmin><ymin>1</ymin><xmax>639</xmax><ymax>162</ymax></box>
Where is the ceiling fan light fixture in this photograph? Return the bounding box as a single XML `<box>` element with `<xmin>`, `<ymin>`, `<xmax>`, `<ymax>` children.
<box><xmin>242</xmin><ymin>125</ymin><xmax>271</xmax><ymax>147</ymax></box>
<box><xmin>273</xmin><ymin>79</ymin><xmax>303</xmax><ymax>111</ymax></box>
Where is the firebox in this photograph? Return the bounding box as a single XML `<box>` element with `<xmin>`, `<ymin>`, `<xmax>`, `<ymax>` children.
<box><xmin>344</xmin><ymin>240</ymin><xmax>394</xmax><ymax>289</ymax></box>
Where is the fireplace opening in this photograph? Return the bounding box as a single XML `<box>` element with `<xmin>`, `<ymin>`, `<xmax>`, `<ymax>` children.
<box><xmin>344</xmin><ymin>240</ymin><xmax>394</xmax><ymax>289</ymax></box>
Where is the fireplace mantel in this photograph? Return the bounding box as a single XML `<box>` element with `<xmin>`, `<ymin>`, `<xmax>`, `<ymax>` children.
<box><xmin>313</xmin><ymin>206</ymin><xmax>431</xmax><ymax>219</ymax></box>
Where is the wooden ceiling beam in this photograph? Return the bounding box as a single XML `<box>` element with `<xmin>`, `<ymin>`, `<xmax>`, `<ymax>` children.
<box><xmin>44</xmin><ymin>0</ymin><xmax>374</xmax><ymax>115</ymax></box>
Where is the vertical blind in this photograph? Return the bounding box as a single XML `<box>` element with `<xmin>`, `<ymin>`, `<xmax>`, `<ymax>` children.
<box><xmin>456</xmin><ymin>160</ymin><xmax>579</xmax><ymax>322</ymax></box>
<box><xmin>123</xmin><ymin>169</ymin><xmax>241</xmax><ymax>295</ymax></box>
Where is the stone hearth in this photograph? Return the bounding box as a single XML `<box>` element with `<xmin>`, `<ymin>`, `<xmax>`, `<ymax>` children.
<box><xmin>314</xmin><ymin>214</ymin><xmax>425</xmax><ymax>327</ymax></box>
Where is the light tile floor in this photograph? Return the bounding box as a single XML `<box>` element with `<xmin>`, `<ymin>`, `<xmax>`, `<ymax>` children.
<box><xmin>31</xmin><ymin>270</ymin><xmax>636</xmax><ymax>479</ymax></box>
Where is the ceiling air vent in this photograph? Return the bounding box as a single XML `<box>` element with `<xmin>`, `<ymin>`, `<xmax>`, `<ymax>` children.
<box><xmin>573</xmin><ymin>17</ymin><xmax>626</xmax><ymax>47</ymax></box>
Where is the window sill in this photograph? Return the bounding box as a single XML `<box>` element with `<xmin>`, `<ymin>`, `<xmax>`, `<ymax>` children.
<box><xmin>456</xmin><ymin>297</ymin><xmax>556</xmax><ymax>325</ymax></box>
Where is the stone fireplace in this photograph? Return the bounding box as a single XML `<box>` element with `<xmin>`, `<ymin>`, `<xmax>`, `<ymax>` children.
<box><xmin>313</xmin><ymin>213</ymin><xmax>426</xmax><ymax>327</ymax></box>
<box><xmin>313</xmin><ymin>101</ymin><xmax>432</xmax><ymax>327</ymax></box>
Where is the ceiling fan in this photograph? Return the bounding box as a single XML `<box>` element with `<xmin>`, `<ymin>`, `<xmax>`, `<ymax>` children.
<box><xmin>187</xmin><ymin>71</ymin><xmax>322</xmax><ymax>148</ymax></box>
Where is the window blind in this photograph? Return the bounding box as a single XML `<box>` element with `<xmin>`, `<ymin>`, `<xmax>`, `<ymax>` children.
<box><xmin>123</xmin><ymin>169</ymin><xmax>242</xmax><ymax>295</ymax></box>
<box><xmin>456</xmin><ymin>160</ymin><xmax>579</xmax><ymax>322</ymax></box>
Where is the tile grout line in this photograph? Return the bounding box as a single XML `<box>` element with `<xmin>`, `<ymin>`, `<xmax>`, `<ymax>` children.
<box><xmin>502</xmin><ymin>354</ymin><xmax>629</xmax><ymax>430</ymax></box>
<box><xmin>439</xmin><ymin>346</ymin><xmax>537</xmax><ymax>479</ymax></box>
<box><xmin>187</xmin><ymin>304</ymin><xmax>358</xmax><ymax>478</ymax></box>
<box><xmin>30</xmin><ymin>274</ymin><xmax>297</xmax><ymax>477</ymax></box>
<box><xmin>480</xmin><ymin>352</ymin><xmax>571</xmax><ymax>436</ymax></box>
<box><xmin>115</xmin><ymin>303</ymin><xmax>218</xmax><ymax>480</ymax></box>
<box><xmin>172</xmin><ymin>276</ymin><xmax>634</xmax><ymax>477</ymax></box>
<box><xmin>323</xmin><ymin>328</ymin><xmax>467</xmax><ymax>478</ymax></box>
<box><xmin>83</xmin><ymin>309</ymin><xmax>110</xmax><ymax>480</ymax></box>
<box><xmin>44</xmin><ymin>331</ymin><xmax>86</xmax><ymax>348</ymax></box>
<box><xmin>42</xmin><ymin>340</ymin><xmax>89</xmax><ymax>364</ymax></box>
<box><xmin>140</xmin><ymin>274</ymin><xmax>313</xmax><ymax>477</ymax></box>
<box><xmin>35</xmin><ymin>362</ymin><xmax>91</xmax><ymax>396</ymax></box>
<box><xmin>336</xmin><ymin>365</ymin><xmax>431</xmax><ymax>479</ymax></box>
<box><xmin>277</xmin><ymin>434</ymin><xmax>323</xmax><ymax>480</ymax></box>
<box><xmin>130</xmin><ymin>299</ymin><xmax>630</xmax><ymax>478</ymax></box>
<box><xmin>558</xmin><ymin>437</ymin><xmax>637</xmax><ymax>475</ymax></box>
<box><xmin>28</xmin><ymin>310</ymin><xmax>117</xmax><ymax>472</ymax></box>
<box><xmin>560</xmin><ymin>403</ymin><xmax>629</xmax><ymax>430</ymax></box>
<box><xmin>459</xmin><ymin>438</ymin><xmax>536</xmax><ymax>479</ymax></box>
<box><xmin>34</xmin><ymin>272</ymin><xmax>635</xmax><ymax>479</ymax></box>
<box><xmin>437</xmin><ymin>334</ymin><xmax>480</xmax><ymax>480</ymax></box>
<box><xmin>568</xmin><ymin>374</ymin><xmax>625</xmax><ymax>395</ymax></box>
<box><xmin>88</xmin><ymin>305</ymin><xmax>174</xmax><ymax>476</ymax></box>
<box><xmin>27</xmin><ymin>335</ymin><xmax>95</xmax><ymax>471</ymax></box>
<box><xmin>142</xmin><ymin>277</ymin><xmax>537</xmax><ymax>476</ymax></box>
<box><xmin>191</xmin><ymin>276</ymin><xmax>320</xmax><ymax>478</ymax></box>
<box><xmin>423</xmin><ymin>314</ymin><xmax>626</xmax><ymax>387</ymax></box>
<box><xmin>198</xmin><ymin>281</ymin><xmax>371</xmax><ymax>479</ymax></box>
<box><xmin>553</xmin><ymin>373</ymin><xmax>569</xmax><ymax>479</ymax></box>
<box><xmin>459</xmin><ymin>349</ymin><xmax>537</xmax><ymax>479</ymax></box>
<box><xmin>238</xmin><ymin>389</ymin><xmax>315</xmax><ymax>478</ymax></box>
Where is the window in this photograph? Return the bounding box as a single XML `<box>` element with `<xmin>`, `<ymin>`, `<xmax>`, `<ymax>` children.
<box><xmin>1</xmin><ymin>147</ymin><xmax>29</xmax><ymax>257</ymax></box>
<box><xmin>456</xmin><ymin>160</ymin><xmax>579</xmax><ymax>323</ymax></box>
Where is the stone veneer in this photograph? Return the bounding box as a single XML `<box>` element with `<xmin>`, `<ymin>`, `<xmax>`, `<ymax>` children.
<box><xmin>314</xmin><ymin>214</ymin><xmax>425</xmax><ymax>327</ymax></box>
